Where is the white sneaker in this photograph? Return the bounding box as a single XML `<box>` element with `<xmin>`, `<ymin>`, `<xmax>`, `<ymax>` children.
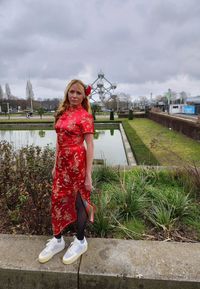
<box><xmin>38</xmin><ymin>236</ymin><xmax>65</xmax><ymax>263</ymax></box>
<box><xmin>62</xmin><ymin>236</ymin><xmax>88</xmax><ymax>265</ymax></box>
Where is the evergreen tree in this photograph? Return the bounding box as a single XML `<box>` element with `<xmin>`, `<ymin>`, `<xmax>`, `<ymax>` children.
<box><xmin>26</xmin><ymin>80</ymin><xmax>34</xmax><ymax>100</ymax></box>
<box><xmin>26</xmin><ymin>80</ymin><xmax>34</xmax><ymax>111</ymax></box>
<box><xmin>0</xmin><ymin>85</ymin><xmax>4</xmax><ymax>99</ymax></box>
<box><xmin>5</xmin><ymin>83</ymin><xmax>11</xmax><ymax>99</ymax></box>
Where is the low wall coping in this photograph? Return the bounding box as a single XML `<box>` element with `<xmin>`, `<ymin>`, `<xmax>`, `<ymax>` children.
<box><xmin>0</xmin><ymin>234</ymin><xmax>199</xmax><ymax>289</ymax></box>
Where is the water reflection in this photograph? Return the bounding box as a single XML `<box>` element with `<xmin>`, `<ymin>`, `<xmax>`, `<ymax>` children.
<box><xmin>0</xmin><ymin>129</ymin><xmax>127</xmax><ymax>166</ymax></box>
<box><xmin>38</xmin><ymin>130</ymin><xmax>46</xmax><ymax>138</ymax></box>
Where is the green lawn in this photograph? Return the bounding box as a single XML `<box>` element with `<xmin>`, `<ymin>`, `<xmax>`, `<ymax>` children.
<box><xmin>128</xmin><ymin>118</ymin><xmax>200</xmax><ymax>166</ymax></box>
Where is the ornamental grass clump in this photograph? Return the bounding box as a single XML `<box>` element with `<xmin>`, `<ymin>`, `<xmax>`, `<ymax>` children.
<box><xmin>144</xmin><ymin>172</ymin><xmax>192</xmax><ymax>233</ymax></box>
<box><xmin>113</xmin><ymin>172</ymin><xmax>149</xmax><ymax>221</ymax></box>
<box><xmin>118</xmin><ymin>167</ymin><xmax>198</xmax><ymax>240</ymax></box>
<box><xmin>91</xmin><ymin>165</ymin><xmax>200</xmax><ymax>240</ymax></box>
<box><xmin>92</xmin><ymin>163</ymin><xmax>120</xmax><ymax>185</ymax></box>
<box><xmin>91</xmin><ymin>185</ymin><xmax>115</xmax><ymax>238</ymax></box>
<box><xmin>146</xmin><ymin>201</ymin><xmax>176</xmax><ymax>232</ymax></box>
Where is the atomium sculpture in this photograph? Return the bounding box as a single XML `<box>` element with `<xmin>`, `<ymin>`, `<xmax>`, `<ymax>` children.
<box><xmin>90</xmin><ymin>70</ymin><xmax>117</xmax><ymax>106</ymax></box>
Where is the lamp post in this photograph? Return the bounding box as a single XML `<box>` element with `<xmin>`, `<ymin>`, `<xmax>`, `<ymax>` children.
<box><xmin>7</xmin><ymin>102</ymin><xmax>10</xmax><ymax>119</ymax></box>
<box><xmin>150</xmin><ymin>92</ymin><xmax>152</xmax><ymax>104</ymax></box>
<box><xmin>167</xmin><ymin>88</ymin><xmax>171</xmax><ymax>114</ymax></box>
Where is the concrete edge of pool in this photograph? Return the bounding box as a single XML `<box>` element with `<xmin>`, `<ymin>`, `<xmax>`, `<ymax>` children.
<box><xmin>0</xmin><ymin>234</ymin><xmax>199</xmax><ymax>289</ymax></box>
<box><xmin>119</xmin><ymin>123</ymin><xmax>137</xmax><ymax>166</ymax></box>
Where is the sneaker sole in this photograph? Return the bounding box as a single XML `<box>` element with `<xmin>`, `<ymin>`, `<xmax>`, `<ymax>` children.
<box><xmin>62</xmin><ymin>246</ymin><xmax>88</xmax><ymax>265</ymax></box>
<box><xmin>39</xmin><ymin>245</ymin><xmax>65</xmax><ymax>263</ymax></box>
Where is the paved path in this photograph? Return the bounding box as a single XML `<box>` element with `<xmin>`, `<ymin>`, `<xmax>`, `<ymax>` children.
<box><xmin>160</xmin><ymin>112</ymin><xmax>198</xmax><ymax>123</ymax></box>
<box><xmin>0</xmin><ymin>114</ymin><xmax>113</xmax><ymax>120</ymax></box>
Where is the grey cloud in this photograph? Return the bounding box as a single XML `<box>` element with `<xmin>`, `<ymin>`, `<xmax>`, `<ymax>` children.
<box><xmin>0</xmin><ymin>0</ymin><xmax>200</xmax><ymax>98</ymax></box>
<box><xmin>3</xmin><ymin>0</ymin><xmax>87</xmax><ymax>40</ymax></box>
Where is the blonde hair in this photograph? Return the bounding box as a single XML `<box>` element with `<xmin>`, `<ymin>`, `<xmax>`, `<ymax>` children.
<box><xmin>54</xmin><ymin>79</ymin><xmax>89</xmax><ymax>123</ymax></box>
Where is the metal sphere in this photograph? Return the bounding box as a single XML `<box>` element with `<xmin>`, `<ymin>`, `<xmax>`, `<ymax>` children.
<box><xmin>111</xmin><ymin>83</ymin><xmax>117</xmax><ymax>89</ymax></box>
<box><xmin>98</xmin><ymin>72</ymin><xmax>104</xmax><ymax>78</ymax></box>
<box><xmin>97</xmin><ymin>82</ymin><xmax>103</xmax><ymax>88</ymax></box>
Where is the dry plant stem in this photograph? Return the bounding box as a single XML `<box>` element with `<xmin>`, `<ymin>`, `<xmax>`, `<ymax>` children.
<box><xmin>174</xmin><ymin>231</ymin><xmax>199</xmax><ymax>243</ymax></box>
<box><xmin>111</xmin><ymin>214</ymin><xmax>155</xmax><ymax>240</ymax></box>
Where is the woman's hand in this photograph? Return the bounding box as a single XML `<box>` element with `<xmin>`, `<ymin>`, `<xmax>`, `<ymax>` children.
<box><xmin>84</xmin><ymin>173</ymin><xmax>93</xmax><ymax>191</ymax></box>
<box><xmin>84</xmin><ymin>134</ymin><xmax>94</xmax><ymax>192</ymax></box>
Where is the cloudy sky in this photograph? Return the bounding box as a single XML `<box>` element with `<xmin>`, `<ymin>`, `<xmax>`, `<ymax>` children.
<box><xmin>0</xmin><ymin>0</ymin><xmax>200</xmax><ymax>100</ymax></box>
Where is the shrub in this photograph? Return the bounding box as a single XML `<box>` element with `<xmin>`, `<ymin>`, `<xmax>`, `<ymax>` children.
<box><xmin>175</xmin><ymin>165</ymin><xmax>200</xmax><ymax>200</ymax></box>
<box><xmin>0</xmin><ymin>141</ymin><xmax>54</xmax><ymax>234</ymax></box>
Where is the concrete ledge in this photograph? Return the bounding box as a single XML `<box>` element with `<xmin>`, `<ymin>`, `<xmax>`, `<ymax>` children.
<box><xmin>0</xmin><ymin>234</ymin><xmax>200</xmax><ymax>289</ymax></box>
<box><xmin>0</xmin><ymin>234</ymin><xmax>78</xmax><ymax>289</ymax></box>
<box><xmin>119</xmin><ymin>123</ymin><xmax>137</xmax><ymax>166</ymax></box>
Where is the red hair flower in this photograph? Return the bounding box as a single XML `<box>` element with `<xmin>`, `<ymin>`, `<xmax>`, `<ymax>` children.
<box><xmin>85</xmin><ymin>85</ymin><xmax>92</xmax><ymax>97</ymax></box>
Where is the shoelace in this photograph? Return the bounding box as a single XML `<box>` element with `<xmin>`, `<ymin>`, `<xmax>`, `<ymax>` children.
<box><xmin>46</xmin><ymin>239</ymin><xmax>53</xmax><ymax>246</ymax></box>
<box><xmin>44</xmin><ymin>238</ymin><xmax>57</xmax><ymax>250</ymax></box>
<box><xmin>68</xmin><ymin>241</ymin><xmax>75</xmax><ymax>250</ymax></box>
<box><xmin>67</xmin><ymin>237</ymin><xmax>78</xmax><ymax>252</ymax></box>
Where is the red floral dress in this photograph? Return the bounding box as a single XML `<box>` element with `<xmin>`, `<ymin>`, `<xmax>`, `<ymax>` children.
<box><xmin>52</xmin><ymin>105</ymin><xmax>95</xmax><ymax>235</ymax></box>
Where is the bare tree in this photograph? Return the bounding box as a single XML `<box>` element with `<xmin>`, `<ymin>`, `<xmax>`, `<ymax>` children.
<box><xmin>139</xmin><ymin>96</ymin><xmax>149</xmax><ymax>109</ymax></box>
<box><xmin>180</xmin><ymin>91</ymin><xmax>188</xmax><ymax>104</ymax></box>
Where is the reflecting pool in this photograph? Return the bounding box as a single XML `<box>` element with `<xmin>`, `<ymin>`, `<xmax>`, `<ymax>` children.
<box><xmin>0</xmin><ymin>128</ymin><xmax>127</xmax><ymax>166</ymax></box>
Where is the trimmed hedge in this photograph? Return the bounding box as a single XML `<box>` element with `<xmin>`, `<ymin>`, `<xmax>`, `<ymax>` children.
<box><xmin>122</xmin><ymin>119</ymin><xmax>159</xmax><ymax>165</ymax></box>
<box><xmin>0</xmin><ymin>119</ymin><xmax>54</xmax><ymax>123</ymax></box>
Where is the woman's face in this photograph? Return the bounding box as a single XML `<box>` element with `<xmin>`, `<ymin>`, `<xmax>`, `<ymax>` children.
<box><xmin>68</xmin><ymin>83</ymin><xmax>85</xmax><ymax>107</ymax></box>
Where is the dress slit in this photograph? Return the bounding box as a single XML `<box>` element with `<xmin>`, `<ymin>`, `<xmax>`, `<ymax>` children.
<box><xmin>81</xmin><ymin>196</ymin><xmax>95</xmax><ymax>223</ymax></box>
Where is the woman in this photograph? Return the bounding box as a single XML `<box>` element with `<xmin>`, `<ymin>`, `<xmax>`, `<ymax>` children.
<box><xmin>39</xmin><ymin>79</ymin><xmax>94</xmax><ymax>264</ymax></box>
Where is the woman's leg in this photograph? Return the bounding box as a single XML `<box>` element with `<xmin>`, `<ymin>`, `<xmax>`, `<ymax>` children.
<box><xmin>62</xmin><ymin>192</ymin><xmax>88</xmax><ymax>264</ymax></box>
<box><xmin>54</xmin><ymin>232</ymin><xmax>62</xmax><ymax>239</ymax></box>
<box><xmin>76</xmin><ymin>192</ymin><xmax>88</xmax><ymax>241</ymax></box>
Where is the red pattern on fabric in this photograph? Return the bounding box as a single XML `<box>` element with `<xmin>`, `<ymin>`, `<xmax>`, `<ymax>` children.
<box><xmin>52</xmin><ymin>105</ymin><xmax>95</xmax><ymax>235</ymax></box>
